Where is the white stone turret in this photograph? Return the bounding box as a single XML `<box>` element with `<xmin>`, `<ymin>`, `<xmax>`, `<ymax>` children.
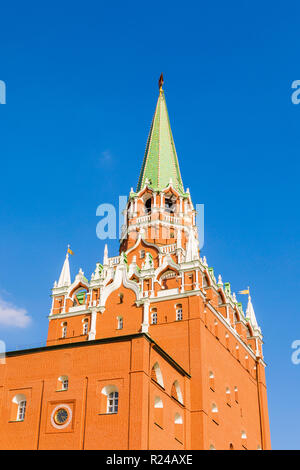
<box><xmin>57</xmin><ymin>252</ymin><xmax>71</xmax><ymax>287</ymax></box>
<box><xmin>246</xmin><ymin>294</ymin><xmax>260</xmax><ymax>333</ymax></box>
<box><xmin>103</xmin><ymin>244</ymin><xmax>109</xmax><ymax>266</ymax></box>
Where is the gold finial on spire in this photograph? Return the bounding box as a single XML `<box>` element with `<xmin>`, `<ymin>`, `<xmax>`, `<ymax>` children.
<box><xmin>158</xmin><ymin>73</ymin><xmax>164</xmax><ymax>92</ymax></box>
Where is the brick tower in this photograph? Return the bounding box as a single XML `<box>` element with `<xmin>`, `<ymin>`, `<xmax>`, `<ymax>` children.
<box><xmin>0</xmin><ymin>76</ymin><xmax>271</xmax><ymax>450</ymax></box>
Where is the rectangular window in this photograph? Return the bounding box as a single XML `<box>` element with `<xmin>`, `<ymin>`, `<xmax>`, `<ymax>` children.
<box><xmin>117</xmin><ymin>317</ymin><xmax>123</xmax><ymax>329</ymax></box>
<box><xmin>107</xmin><ymin>391</ymin><xmax>119</xmax><ymax>414</ymax></box>
<box><xmin>176</xmin><ymin>309</ymin><xmax>183</xmax><ymax>321</ymax></box>
<box><xmin>62</xmin><ymin>379</ymin><xmax>68</xmax><ymax>390</ymax></box>
<box><xmin>17</xmin><ymin>401</ymin><xmax>26</xmax><ymax>421</ymax></box>
<box><xmin>151</xmin><ymin>312</ymin><xmax>157</xmax><ymax>324</ymax></box>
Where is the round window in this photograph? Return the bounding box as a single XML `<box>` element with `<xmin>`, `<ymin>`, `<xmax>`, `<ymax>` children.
<box><xmin>54</xmin><ymin>408</ymin><xmax>69</xmax><ymax>425</ymax></box>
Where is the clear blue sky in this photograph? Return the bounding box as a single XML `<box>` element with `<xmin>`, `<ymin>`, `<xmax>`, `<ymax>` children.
<box><xmin>0</xmin><ymin>0</ymin><xmax>299</xmax><ymax>450</ymax></box>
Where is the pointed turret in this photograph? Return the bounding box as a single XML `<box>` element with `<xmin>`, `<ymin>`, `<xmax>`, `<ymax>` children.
<box><xmin>137</xmin><ymin>75</ymin><xmax>184</xmax><ymax>193</ymax></box>
<box><xmin>246</xmin><ymin>294</ymin><xmax>260</xmax><ymax>331</ymax></box>
<box><xmin>57</xmin><ymin>252</ymin><xmax>71</xmax><ymax>287</ymax></box>
<box><xmin>103</xmin><ymin>244</ymin><xmax>108</xmax><ymax>265</ymax></box>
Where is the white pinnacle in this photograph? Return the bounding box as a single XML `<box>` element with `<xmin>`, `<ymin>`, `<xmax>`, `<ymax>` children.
<box><xmin>103</xmin><ymin>244</ymin><xmax>109</xmax><ymax>265</ymax></box>
<box><xmin>246</xmin><ymin>294</ymin><xmax>259</xmax><ymax>331</ymax></box>
<box><xmin>57</xmin><ymin>252</ymin><xmax>71</xmax><ymax>287</ymax></box>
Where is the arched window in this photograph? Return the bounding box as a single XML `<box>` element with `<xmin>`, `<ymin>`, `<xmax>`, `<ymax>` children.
<box><xmin>241</xmin><ymin>430</ymin><xmax>247</xmax><ymax>439</ymax></box>
<box><xmin>61</xmin><ymin>322</ymin><xmax>67</xmax><ymax>338</ymax></box>
<box><xmin>171</xmin><ymin>380</ymin><xmax>183</xmax><ymax>404</ymax></box>
<box><xmin>151</xmin><ymin>362</ymin><xmax>164</xmax><ymax>388</ymax></box>
<box><xmin>145</xmin><ymin>198</ymin><xmax>152</xmax><ymax>214</ymax></box>
<box><xmin>101</xmin><ymin>385</ymin><xmax>119</xmax><ymax>414</ymax></box>
<box><xmin>82</xmin><ymin>318</ymin><xmax>89</xmax><ymax>335</ymax></box>
<box><xmin>174</xmin><ymin>413</ymin><xmax>183</xmax><ymax>442</ymax></box>
<box><xmin>225</xmin><ymin>387</ymin><xmax>231</xmax><ymax>405</ymax></box>
<box><xmin>117</xmin><ymin>316</ymin><xmax>123</xmax><ymax>330</ymax></box>
<box><xmin>176</xmin><ymin>304</ymin><xmax>183</xmax><ymax>321</ymax></box>
<box><xmin>154</xmin><ymin>396</ymin><xmax>163</xmax><ymax>408</ymax></box>
<box><xmin>73</xmin><ymin>288</ymin><xmax>88</xmax><ymax>306</ymax></box>
<box><xmin>154</xmin><ymin>396</ymin><xmax>163</xmax><ymax>427</ymax></box>
<box><xmin>107</xmin><ymin>390</ymin><xmax>119</xmax><ymax>413</ymax></box>
<box><xmin>165</xmin><ymin>197</ymin><xmax>175</xmax><ymax>213</ymax></box>
<box><xmin>211</xmin><ymin>403</ymin><xmax>218</xmax><ymax>413</ymax></box>
<box><xmin>229</xmin><ymin>443</ymin><xmax>234</xmax><ymax>450</ymax></box>
<box><xmin>58</xmin><ymin>375</ymin><xmax>68</xmax><ymax>391</ymax></box>
<box><xmin>12</xmin><ymin>394</ymin><xmax>27</xmax><ymax>421</ymax></box>
<box><xmin>209</xmin><ymin>371</ymin><xmax>215</xmax><ymax>390</ymax></box>
<box><xmin>151</xmin><ymin>308</ymin><xmax>157</xmax><ymax>325</ymax></box>
<box><xmin>18</xmin><ymin>400</ymin><xmax>26</xmax><ymax>421</ymax></box>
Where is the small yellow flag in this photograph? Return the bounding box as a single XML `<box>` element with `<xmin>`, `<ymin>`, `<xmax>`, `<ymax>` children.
<box><xmin>238</xmin><ymin>289</ymin><xmax>249</xmax><ymax>295</ymax></box>
<box><xmin>67</xmin><ymin>247</ymin><xmax>74</xmax><ymax>255</ymax></box>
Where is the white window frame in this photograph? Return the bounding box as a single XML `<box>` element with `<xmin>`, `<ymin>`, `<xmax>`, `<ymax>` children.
<box><xmin>17</xmin><ymin>400</ymin><xmax>26</xmax><ymax>421</ymax></box>
<box><xmin>107</xmin><ymin>391</ymin><xmax>119</xmax><ymax>414</ymax></box>
<box><xmin>83</xmin><ymin>321</ymin><xmax>88</xmax><ymax>335</ymax></box>
<box><xmin>151</xmin><ymin>312</ymin><xmax>157</xmax><ymax>324</ymax></box>
<box><xmin>117</xmin><ymin>317</ymin><xmax>123</xmax><ymax>330</ymax></box>
<box><xmin>176</xmin><ymin>307</ymin><xmax>183</xmax><ymax>321</ymax></box>
<box><xmin>62</xmin><ymin>378</ymin><xmax>68</xmax><ymax>390</ymax></box>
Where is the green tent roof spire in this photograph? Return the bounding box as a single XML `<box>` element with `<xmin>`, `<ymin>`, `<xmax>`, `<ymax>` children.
<box><xmin>137</xmin><ymin>76</ymin><xmax>184</xmax><ymax>194</ymax></box>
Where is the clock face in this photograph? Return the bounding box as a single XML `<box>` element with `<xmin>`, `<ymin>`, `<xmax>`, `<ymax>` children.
<box><xmin>54</xmin><ymin>408</ymin><xmax>69</xmax><ymax>425</ymax></box>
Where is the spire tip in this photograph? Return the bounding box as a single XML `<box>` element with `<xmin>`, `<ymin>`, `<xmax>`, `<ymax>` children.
<box><xmin>158</xmin><ymin>73</ymin><xmax>164</xmax><ymax>92</ymax></box>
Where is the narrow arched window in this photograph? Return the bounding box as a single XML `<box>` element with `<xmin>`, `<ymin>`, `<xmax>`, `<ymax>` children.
<box><xmin>117</xmin><ymin>316</ymin><xmax>123</xmax><ymax>330</ymax></box>
<box><xmin>83</xmin><ymin>319</ymin><xmax>89</xmax><ymax>335</ymax></box>
<box><xmin>58</xmin><ymin>375</ymin><xmax>68</xmax><ymax>391</ymax></box>
<box><xmin>12</xmin><ymin>394</ymin><xmax>27</xmax><ymax>422</ymax></box>
<box><xmin>226</xmin><ymin>387</ymin><xmax>231</xmax><ymax>405</ymax></box>
<box><xmin>18</xmin><ymin>400</ymin><xmax>26</xmax><ymax>421</ymax></box>
<box><xmin>151</xmin><ymin>308</ymin><xmax>157</xmax><ymax>325</ymax></box>
<box><xmin>145</xmin><ymin>198</ymin><xmax>152</xmax><ymax>214</ymax></box>
<box><xmin>209</xmin><ymin>371</ymin><xmax>215</xmax><ymax>390</ymax></box>
<box><xmin>174</xmin><ymin>413</ymin><xmax>183</xmax><ymax>442</ymax></box>
<box><xmin>234</xmin><ymin>386</ymin><xmax>239</xmax><ymax>403</ymax></box>
<box><xmin>101</xmin><ymin>385</ymin><xmax>119</xmax><ymax>414</ymax></box>
<box><xmin>107</xmin><ymin>390</ymin><xmax>119</xmax><ymax>413</ymax></box>
<box><xmin>154</xmin><ymin>396</ymin><xmax>163</xmax><ymax>427</ymax></box>
<box><xmin>212</xmin><ymin>403</ymin><xmax>218</xmax><ymax>413</ymax></box>
<box><xmin>165</xmin><ymin>196</ymin><xmax>175</xmax><ymax>214</ymax></box>
<box><xmin>176</xmin><ymin>304</ymin><xmax>183</xmax><ymax>321</ymax></box>
<box><xmin>151</xmin><ymin>362</ymin><xmax>164</xmax><ymax>388</ymax></box>
<box><xmin>171</xmin><ymin>380</ymin><xmax>183</xmax><ymax>404</ymax></box>
<box><xmin>62</xmin><ymin>322</ymin><xmax>67</xmax><ymax>338</ymax></box>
